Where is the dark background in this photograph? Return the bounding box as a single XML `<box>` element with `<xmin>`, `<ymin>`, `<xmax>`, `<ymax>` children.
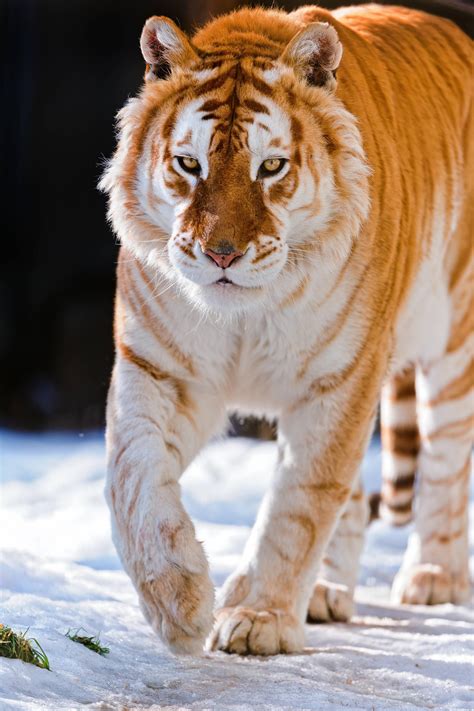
<box><xmin>1</xmin><ymin>0</ymin><xmax>472</xmax><ymax>431</ymax></box>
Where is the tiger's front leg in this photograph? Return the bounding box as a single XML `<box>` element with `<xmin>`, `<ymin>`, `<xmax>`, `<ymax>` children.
<box><xmin>208</xmin><ymin>376</ymin><xmax>377</xmax><ymax>655</ymax></box>
<box><xmin>106</xmin><ymin>351</ymin><xmax>225</xmax><ymax>654</ymax></box>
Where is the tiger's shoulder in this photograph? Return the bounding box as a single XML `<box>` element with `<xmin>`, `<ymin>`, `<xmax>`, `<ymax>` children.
<box><xmin>302</xmin><ymin>3</ymin><xmax>471</xmax><ymax>52</ymax></box>
<box><xmin>297</xmin><ymin>4</ymin><xmax>472</xmax><ymax>101</ymax></box>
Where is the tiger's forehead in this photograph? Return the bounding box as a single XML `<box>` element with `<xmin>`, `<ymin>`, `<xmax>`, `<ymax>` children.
<box><xmin>170</xmin><ymin>60</ymin><xmax>291</xmax><ymax>166</ymax></box>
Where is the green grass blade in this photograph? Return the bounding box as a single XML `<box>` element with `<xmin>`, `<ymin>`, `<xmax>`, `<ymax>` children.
<box><xmin>0</xmin><ymin>624</ymin><xmax>50</xmax><ymax>670</ymax></box>
<box><xmin>65</xmin><ymin>628</ymin><xmax>110</xmax><ymax>656</ymax></box>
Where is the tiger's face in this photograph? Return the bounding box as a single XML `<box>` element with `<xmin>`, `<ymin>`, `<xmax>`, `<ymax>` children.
<box><xmin>102</xmin><ymin>14</ymin><xmax>369</xmax><ymax>314</ymax></box>
<box><xmin>155</xmin><ymin>80</ymin><xmax>337</xmax><ymax>313</ymax></box>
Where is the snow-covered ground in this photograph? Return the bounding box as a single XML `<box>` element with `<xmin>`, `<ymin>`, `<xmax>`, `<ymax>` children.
<box><xmin>1</xmin><ymin>430</ymin><xmax>473</xmax><ymax>710</ymax></box>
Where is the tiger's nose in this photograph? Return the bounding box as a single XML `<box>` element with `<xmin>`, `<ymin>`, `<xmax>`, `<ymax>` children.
<box><xmin>203</xmin><ymin>243</ymin><xmax>243</xmax><ymax>269</ymax></box>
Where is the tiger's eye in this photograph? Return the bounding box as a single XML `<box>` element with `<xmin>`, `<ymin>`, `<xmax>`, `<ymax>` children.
<box><xmin>182</xmin><ymin>157</ymin><xmax>198</xmax><ymax>170</ymax></box>
<box><xmin>177</xmin><ymin>156</ymin><xmax>201</xmax><ymax>174</ymax></box>
<box><xmin>258</xmin><ymin>158</ymin><xmax>287</xmax><ymax>178</ymax></box>
<box><xmin>263</xmin><ymin>158</ymin><xmax>282</xmax><ymax>172</ymax></box>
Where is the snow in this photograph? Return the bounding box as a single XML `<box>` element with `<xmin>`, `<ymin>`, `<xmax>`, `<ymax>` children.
<box><xmin>1</xmin><ymin>430</ymin><xmax>473</xmax><ymax>711</ymax></box>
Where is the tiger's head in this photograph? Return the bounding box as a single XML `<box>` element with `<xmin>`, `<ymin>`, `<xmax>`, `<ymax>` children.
<box><xmin>101</xmin><ymin>9</ymin><xmax>370</xmax><ymax>314</ymax></box>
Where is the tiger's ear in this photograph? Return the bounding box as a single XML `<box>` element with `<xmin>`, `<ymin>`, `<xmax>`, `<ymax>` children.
<box><xmin>281</xmin><ymin>22</ymin><xmax>343</xmax><ymax>91</ymax></box>
<box><xmin>140</xmin><ymin>16</ymin><xmax>198</xmax><ymax>81</ymax></box>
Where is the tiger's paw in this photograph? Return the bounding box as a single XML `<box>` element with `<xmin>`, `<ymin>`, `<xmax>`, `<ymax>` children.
<box><xmin>307</xmin><ymin>580</ymin><xmax>354</xmax><ymax>623</ymax></box>
<box><xmin>139</xmin><ymin>564</ymin><xmax>215</xmax><ymax>655</ymax></box>
<box><xmin>207</xmin><ymin>606</ymin><xmax>305</xmax><ymax>656</ymax></box>
<box><xmin>391</xmin><ymin>564</ymin><xmax>470</xmax><ymax>606</ymax></box>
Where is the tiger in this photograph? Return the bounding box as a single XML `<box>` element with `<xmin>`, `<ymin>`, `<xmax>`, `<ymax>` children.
<box><xmin>99</xmin><ymin>4</ymin><xmax>473</xmax><ymax>656</ymax></box>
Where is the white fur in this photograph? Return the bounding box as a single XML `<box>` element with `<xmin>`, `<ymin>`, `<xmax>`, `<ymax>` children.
<box><xmin>391</xmin><ymin>202</ymin><xmax>451</xmax><ymax>372</ymax></box>
<box><xmin>382</xmin><ymin>450</ymin><xmax>418</xmax><ymax>478</ymax></box>
<box><xmin>381</xmin><ymin>397</ymin><xmax>417</xmax><ymax>427</ymax></box>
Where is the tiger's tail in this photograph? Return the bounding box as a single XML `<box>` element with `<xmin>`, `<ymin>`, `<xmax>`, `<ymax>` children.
<box><xmin>379</xmin><ymin>369</ymin><xmax>419</xmax><ymax>525</ymax></box>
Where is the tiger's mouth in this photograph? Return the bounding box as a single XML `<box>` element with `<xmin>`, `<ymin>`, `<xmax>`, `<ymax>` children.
<box><xmin>216</xmin><ymin>276</ymin><xmax>233</xmax><ymax>285</ymax></box>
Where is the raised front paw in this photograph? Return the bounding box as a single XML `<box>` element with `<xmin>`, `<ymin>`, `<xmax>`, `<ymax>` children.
<box><xmin>207</xmin><ymin>606</ymin><xmax>305</xmax><ymax>656</ymax></box>
<box><xmin>391</xmin><ymin>564</ymin><xmax>470</xmax><ymax>606</ymax></box>
<box><xmin>307</xmin><ymin>580</ymin><xmax>354</xmax><ymax>622</ymax></box>
<box><xmin>139</xmin><ymin>563</ymin><xmax>215</xmax><ymax>654</ymax></box>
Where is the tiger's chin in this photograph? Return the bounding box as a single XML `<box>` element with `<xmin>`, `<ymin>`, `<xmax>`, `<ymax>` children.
<box><xmin>182</xmin><ymin>278</ymin><xmax>267</xmax><ymax>315</ymax></box>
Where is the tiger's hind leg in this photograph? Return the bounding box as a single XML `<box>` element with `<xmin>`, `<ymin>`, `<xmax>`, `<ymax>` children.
<box><xmin>379</xmin><ymin>368</ymin><xmax>419</xmax><ymax>526</ymax></box>
<box><xmin>308</xmin><ymin>471</ymin><xmax>368</xmax><ymax>623</ymax></box>
<box><xmin>392</xmin><ymin>323</ymin><xmax>473</xmax><ymax>605</ymax></box>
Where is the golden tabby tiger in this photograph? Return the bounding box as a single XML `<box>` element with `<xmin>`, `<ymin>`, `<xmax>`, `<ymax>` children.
<box><xmin>100</xmin><ymin>4</ymin><xmax>473</xmax><ymax>655</ymax></box>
